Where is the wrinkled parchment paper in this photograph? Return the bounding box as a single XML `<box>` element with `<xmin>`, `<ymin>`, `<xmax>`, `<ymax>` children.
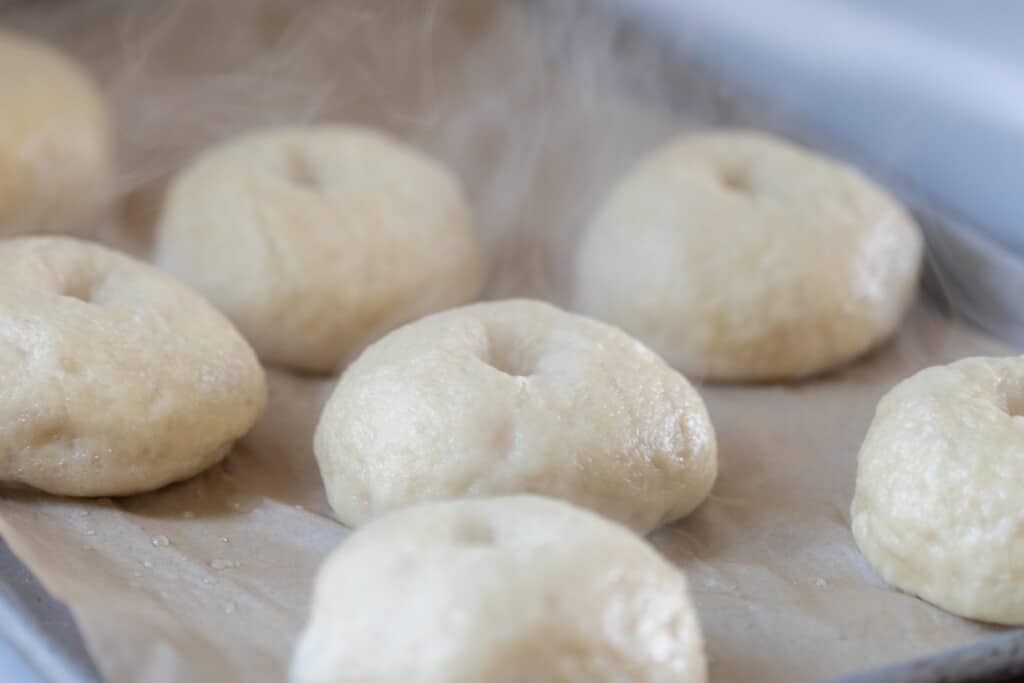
<box><xmin>0</xmin><ymin>1</ymin><xmax>1013</xmax><ymax>681</ymax></box>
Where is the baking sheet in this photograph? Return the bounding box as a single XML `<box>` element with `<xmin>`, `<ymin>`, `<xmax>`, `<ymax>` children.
<box><xmin>0</xmin><ymin>1</ymin><xmax>1015</xmax><ymax>681</ymax></box>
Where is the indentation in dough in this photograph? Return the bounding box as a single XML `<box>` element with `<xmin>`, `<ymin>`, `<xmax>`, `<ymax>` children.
<box><xmin>29</xmin><ymin>422</ymin><xmax>65</xmax><ymax>449</ymax></box>
<box><xmin>58</xmin><ymin>270</ymin><xmax>98</xmax><ymax>303</ymax></box>
<box><xmin>719</xmin><ymin>166</ymin><xmax>752</xmax><ymax>193</ymax></box>
<box><xmin>453</xmin><ymin>516</ymin><xmax>495</xmax><ymax>545</ymax></box>
<box><xmin>483</xmin><ymin>326</ymin><xmax>538</xmax><ymax>378</ymax></box>
<box><xmin>284</xmin><ymin>148</ymin><xmax>320</xmax><ymax>190</ymax></box>
<box><xmin>1004</xmin><ymin>383</ymin><xmax>1024</xmax><ymax>418</ymax></box>
<box><xmin>59</xmin><ymin>354</ymin><xmax>81</xmax><ymax>374</ymax></box>
<box><xmin>60</xmin><ymin>287</ymin><xmax>91</xmax><ymax>302</ymax></box>
<box><xmin>490</xmin><ymin>420</ymin><xmax>515</xmax><ymax>458</ymax></box>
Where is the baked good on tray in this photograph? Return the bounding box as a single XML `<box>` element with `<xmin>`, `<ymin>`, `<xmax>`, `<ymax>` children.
<box><xmin>0</xmin><ymin>30</ymin><xmax>113</xmax><ymax>237</ymax></box>
<box><xmin>154</xmin><ymin>125</ymin><xmax>484</xmax><ymax>373</ymax></box>
<box><xmin>852</xmin><ymin>356</ymin><xmax>1024</xmax><ymax>625</ymax></box>
<box><xmin>0</xmin><ymin>237</ymin><xmax>266</xmax><ymax>496</ymax></box>
<box><xmin>292</xmin><ymin>496</ymin><xmax>707</xmax><ymax>683</ymax></box>
<box><xmin>574</xmin><ymin>130</ymin><xmax>923</xmax><ymax>382</ymax></box>
<box><xmin>313</xmin><ymin>299</ymin><xmax>717</xmax><ymax>534</ymax></box>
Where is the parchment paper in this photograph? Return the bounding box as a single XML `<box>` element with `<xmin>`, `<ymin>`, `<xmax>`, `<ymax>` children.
<box><xmin>0</xmin><ymin>1</ymin><xmax>1014</xmax><ymax>681</ymax></box>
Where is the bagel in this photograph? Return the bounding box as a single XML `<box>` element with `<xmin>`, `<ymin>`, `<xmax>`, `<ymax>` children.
<box><xmin>852</xmin><ymin>356</ymin><xmax>1024</xmax><ymax>624</ymax></box>
<box><xmin>154</xmin><ymin>125</ymin><xmax>484</xmax><ymax>372</ymax></box>
<box><xmin>0</xmin><ymin>237</ymin><xmax>266</xmax><ymax>496</ymax></box>
<box><xmin>291</xmin><ymin>496</ymin><xmax>707</xmax><ymax>683</ymax></box>
<box><xmin>313</xmin><ymin>299</ymin><xmax>717</xmax><ymax>533</ymax></box>
<box><xmin>574</xmin><ymin>130</ymin><xmax>923</xmax><ymax>382</ymax></box>
<box><xmin>0</xmin><ymin>30</ymin><xmax>113</xmax><ymax>237</ymax></box>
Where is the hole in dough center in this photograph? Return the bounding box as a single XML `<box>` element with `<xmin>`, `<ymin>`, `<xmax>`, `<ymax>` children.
<box><xmin>484</xmin><ymin>335</ymin><xmax>538</xmax><ymax>378</ymax></box>
<box><xmin>61</xmin><ymin>284</ymin><xmax>92</xmax><ymax>302</ymax></box>
<box><xmin>1005</xmin><ymin>386</ymin><xmax>1024</xmax><ymax>418</ymax></box>
<box><xmin>454</xmin><ymin>517</ymin><xmax>495</xmax><ymax>545</ymax></box>
<box><xmin>487</xmin><ymin>353</ymin><xmax>535</xmax><ymax>377</ymax></box>
<box><xmin>285</xmin><ymin>149</ymin><xmax>321</xmax><ymax>189</ymax></box>
<box><xmin>57</xmin><ymin>268</ymin><xmax>99</xmax><ymax>303</ymax></box>
<box><xmin>720</xmin><ymin>166</ymin><xmax>752</xmax><ymax>193</ymax></box>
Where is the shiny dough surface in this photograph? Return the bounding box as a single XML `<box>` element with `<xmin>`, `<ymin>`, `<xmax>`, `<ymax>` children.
<box><xmin>0</xmin><ymin>237</ymin><xmax>266</xmax><ymax>496</ymax></box>
<box><xmin>314</xmin><ymin>299</ymin><xmax>717</xmax><ymax>533</ymax></box>
<box><xmin>852</xmin><ymin>356</ymin><xmax>1024</xmax><ymax>624</ymax></box>
<box><xmin>292</xmin><ymin>496</ymin><xmax>707</xmax><ymax>683</ymax></box>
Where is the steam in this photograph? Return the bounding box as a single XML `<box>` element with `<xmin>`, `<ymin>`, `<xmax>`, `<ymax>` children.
<box><xmin>1</xmin><ymin>0</ymin><xmax>710</xmax><ymax>298</ymax></box>
<box><xmin>2</xmin><ymin>0</ymin><xmax>982</xmax><ymax>359</ymax></box>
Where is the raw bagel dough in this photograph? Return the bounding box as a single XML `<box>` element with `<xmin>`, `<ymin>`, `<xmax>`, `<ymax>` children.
<box><xmin>0</xmin><ymin>237</ymin><xmax>266</xmax><ymax>497</ymax></box>
<box><xmin>574</xmin><ymin>130</ymin><xmax>923</xmax><ymax>382</ymax></box>
<box><xmin>154</xmin><ymin>125</ymin><xmax>484</xmax><ymax>373</ymax></box>
<box><xmin>314</xmin><ymin>299</ymin><xmax>717</xmax><ymax>533</ymax></box>
<box><xmin>852</xmin><ymin>357</ymin><xmax>1024</xmax><ymax>624</ymax></box>
<box><xmin>0</xmin><ymin>30</ymin><xmax>113</xmax><ymax>236</ymax></box>
<box><xmin>291</xmin><ymin>496</ymin><xmax>707</xmax><ymax>683</ymax></box>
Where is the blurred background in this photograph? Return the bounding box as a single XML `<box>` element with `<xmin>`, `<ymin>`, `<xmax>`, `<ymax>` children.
<box><xmin>3</xmin><ymin>0</ymin><xmax>1021</xmax><ymax>340</ymax></box>
<box><xmin>622</xmin><ymin>0</ymin><xmax>1024</xmax><ymax>345</ymax></box>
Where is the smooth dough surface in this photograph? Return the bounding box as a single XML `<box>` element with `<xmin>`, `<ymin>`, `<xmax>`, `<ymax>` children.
<box><xmin>852</xmin><ymin>356</ymin><xmax>1024</xmax><ymax>624</ymax></box>
<box><xmin>574</xmin><ymin>130</ymin><xmax>923</xmax><ymax>382</ymax></box>
<box><xmin>314</xmin><ymin>299</ymin><xmax>717</xmax><ymax>533</ymax></box>
<box><xmin>291</xmin><ymin>496</ymin><xmax>707</xmax><ymax>683</ymax></box>
<box><xmin>0</xmin><ymin>237</ymin><xmax>266</xmax><ymax>496</ymax></box>
<box><xmin>0</xmin><ymin>30</ymin><xmax>113</xmax><ymax>236</ymax></box>
<box><xmin>154</xmin><ymin>125</ymin><xmax>484</xmax><ymax>372</ymax></box>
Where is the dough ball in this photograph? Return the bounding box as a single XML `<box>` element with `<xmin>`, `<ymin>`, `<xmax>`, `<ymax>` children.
<box><xmin>314</xmin><ymin>299</ymin><xmax>717</xmax><ymax>533</ymax></box>
<box><xmin>291</xmin><ymin>495</ymin><xmax>707</xmax><ymax>683</ymax></box>
<box><xmin>154</xmin><ymin>125</ymin><xmax>484</xmax><ymax>373</ymax></box>
<box><xmin>852</xmin><ymin>357</ymin><xmax>1024</xmax><ymax>624</ymax></box>
<box><xmin>0</xmin><ymin>237</ymin><xmax>266</xmax><ymax>497</ymax></box>
<box><xmin>0</xmin><ymin>30</ymin><xmax>113</xmax><ymax>237</ymax></box>
<box><xmin>574</xmin><ymin>130</ymin><xmax>923</xmax><ymax>382</ymax></box>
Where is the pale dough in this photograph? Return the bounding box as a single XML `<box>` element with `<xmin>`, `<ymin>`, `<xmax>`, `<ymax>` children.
<box><xmin>314</xmin><ymin>299</ymin><xmax>717</xmax><ymax>533</ymax></box>
<box><xmin>291</xmin><ymin>495</ymin><xmax>707</xmax><ymax>683</ymax></box>
<box><xmin>852</xmin><ymin>356</ymin><xmax>1024</xmax><ymax>624</ymax></box>
<box><xmin>0</xmin><ymin>237</ymin><xmax>266</xmax><ymax>496</ymax></box>
<box><xmin>0</xmin><ymin>30</ymin><xmax>113</xmax><ymax>237</ymax></box>
<box><xmin>154</xmin><ymin>125</ymin><xmax>484</xmax><ymax>373</ymax></box>
<box><xmin>574</xmin><ymin>130</ymin><xmax>923</xmax><ymax>382</ymax></box>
